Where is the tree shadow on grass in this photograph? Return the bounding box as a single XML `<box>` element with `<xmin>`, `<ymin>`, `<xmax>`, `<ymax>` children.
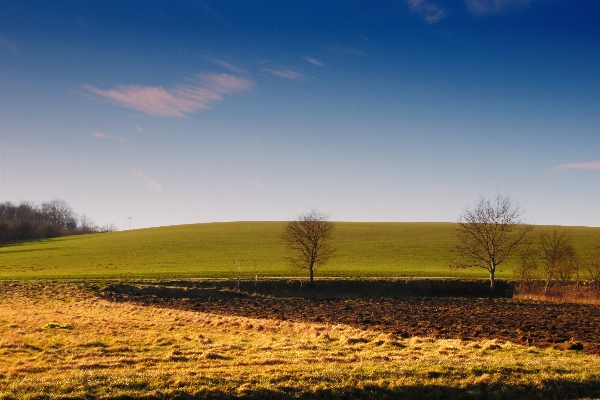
<box><xmin>101</xmin><ymin>278</ymin><xmax>515</xmax><ymax>300</ymax></box>
<box><xmin>40</xmin><ymin>380</ymin><xmax>600</xmax><ymax>400</ymax></box>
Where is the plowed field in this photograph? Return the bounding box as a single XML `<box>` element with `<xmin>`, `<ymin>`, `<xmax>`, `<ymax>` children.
<box><xmin>101</xmin><ymin>290</ymin><xmax>600</xmax><ymax>355</ymax></box>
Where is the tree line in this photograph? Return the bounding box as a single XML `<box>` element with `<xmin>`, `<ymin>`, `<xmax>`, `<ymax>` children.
<box><xmin>0</xmin><ymin>199</ymin><xmax>115</xmax><ymax>244</ymax></box>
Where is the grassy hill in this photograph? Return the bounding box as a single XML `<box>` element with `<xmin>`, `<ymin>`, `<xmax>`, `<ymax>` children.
<box><xmin>1</xmin><ymin>222</ymin><xmax>599</xmax><ymax>280</ymax></box>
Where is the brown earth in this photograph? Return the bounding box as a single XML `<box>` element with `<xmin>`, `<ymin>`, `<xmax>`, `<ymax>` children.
<box><xmin>100</xmin><ymin>288</ymin><xmax>600</xmax><ymax>355</ymax></box>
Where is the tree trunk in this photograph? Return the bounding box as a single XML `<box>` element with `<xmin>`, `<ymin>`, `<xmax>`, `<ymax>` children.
<box><xmin>489</xmin><ymin>269</ymin><xmax>496</xmax><ymax>293</ymax></box>
<box><xmin>309</xmin><ymin>267</ymin><xmax>314</xmax><ymax>285</ymax></box>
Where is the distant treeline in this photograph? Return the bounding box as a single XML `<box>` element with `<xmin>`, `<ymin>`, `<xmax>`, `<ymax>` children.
<box><xmin>0</xmin><ymin>199</ymin><xmax>116</xmax><ymax>244</ymax></box>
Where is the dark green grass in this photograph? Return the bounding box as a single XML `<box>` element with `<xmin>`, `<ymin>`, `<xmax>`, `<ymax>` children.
<box><xmin>1</xmin><ymin>222</ymin><xmax>599</xmax><ymax>279</ymax></box>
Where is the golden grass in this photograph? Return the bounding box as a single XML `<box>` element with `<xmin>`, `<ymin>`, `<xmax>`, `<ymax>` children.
<box><xmin>513</xmin><ymin>282</ymin><xmax>600</xmax><ymax>305</ymax></box>
<box><xmin>1</xmin><ymin>281</ymin><xmax>600</xmax><ymax>399</ymax></box>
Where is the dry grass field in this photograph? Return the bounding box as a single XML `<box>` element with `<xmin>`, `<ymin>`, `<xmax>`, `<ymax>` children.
<box><xmin>1</xmin><ymin>281</ymin><xmax>600</xmax><ymax>399</ymax></box>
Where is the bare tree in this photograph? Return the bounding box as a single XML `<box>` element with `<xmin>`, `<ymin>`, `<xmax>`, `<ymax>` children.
<box><xmin>282</xmin><ymin>209</ymin><xmax>334</xmax><ymax>285</ymax></box>
<box><xmin>0</xmin><ymin>201</ymin><xmax>38</xmax><ymax>224</ymax></box>
<box><xmin>100</xmin><ymin>224</ymin><xmax>118</xmax><ymax>233</ymax></box>
<box><xmin>78</xmin><ymin>214</ymin><xmax>99</xmax><ymax>234</ymax></box>
<box><xmin>514</xmin><ymin>243</ymin><xmax>539</xmax><ymax>285</ymax></box>
<box><xmin>557</xmin><ymin>245</ymin><xmax>579</xmax><ymax>284</ymax></box>
<box><xmin>453</xmin><ymin>194</ymin><xmax>531</xmax><ymax>292</ymax></box>
<box><xmin>539</xmin><ymin>227</ymin><xmax>579</xmax><ymax>287</ymax></box>
<box><xmin>584</xmin><ymin>248</ymin><xmax>600</xmax><ymax>284</ymax></box>
<box><xmin>41</xmin><ymin>199</ymin><xmax>78</xmax><ymax>230</ymax></box>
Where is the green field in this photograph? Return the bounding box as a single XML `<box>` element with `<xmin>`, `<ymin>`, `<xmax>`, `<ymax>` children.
<box><xmin>1</xmin><ymin>222</ymin><xmax>600</xmax><ymax>280</ymax></box>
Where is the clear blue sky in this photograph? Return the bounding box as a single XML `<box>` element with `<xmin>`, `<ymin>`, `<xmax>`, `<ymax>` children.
<box><xmin>1</xmin><ymin>0</ymin><xmax>599</xmax><ymax>229</ymax></box>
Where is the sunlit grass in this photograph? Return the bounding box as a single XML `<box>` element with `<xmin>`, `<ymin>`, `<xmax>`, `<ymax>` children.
<box><xmin>2</xmin><ymin>222</ymin><xmax>600</xmax><ymax>280</ymax></box>
<box><xmin>1</xmin><ymin>281</ymin><xmax>599</xmax><ymax>399</ymax></box>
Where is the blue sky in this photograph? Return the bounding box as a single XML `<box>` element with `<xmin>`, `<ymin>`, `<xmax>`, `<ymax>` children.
<box><xmin>1</xmin><ymin>0</ymin><xmax>599</xmax><ymax>229</ymax></box>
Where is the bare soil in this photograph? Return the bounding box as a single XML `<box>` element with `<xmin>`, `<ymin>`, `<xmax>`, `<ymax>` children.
<box><xmin>100</xmin><ymin>286</ymin><xmax>600</xmax><ymax>355</ymax></box>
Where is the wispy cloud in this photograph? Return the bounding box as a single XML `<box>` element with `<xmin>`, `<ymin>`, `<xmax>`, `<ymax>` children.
<box><xmin>133</xmin><ymin>126</ymin><xmax>147</xmax><ymax>133</ymax></box>
<box><xmin>263</xmin><ymin>68</ymin><xmax>306</xmax><ymax>81</ymax></box>
<box><xmin>306</xmin><ymin>57</ymin><xmax>324</xmax><ymax>67</ymax></box>
<box><xmin>205</xmin><ymin>57</ymin><xmax>246</xmax><ymax>75</ymax></box>
<box><xmin>405</xmin><ymin>0</ymin><xmax>447</xmax><ymax>23</ymax></box>
<box><xmin>0</xmin><ymin>36</ymin><xmax>18</xmax><ymax>53</ymax></box>
<box><xmin>464</xmin><ymin>0</ymin><xmax>530</xmax><ymax>15</ymax></box>
<box><xmin>83</xmin><ymin>73</ymin><xmax>253</xmax><ymax>117</ymax></box>
<box><xmin>92</xmin><ymin>131</ymin><xmax>125</xmax><ymax>142</ymax></box>
<box><xmin>92</xmin><ymin>131</ymin><xmax>109</xmax><ymax>139</ymax></box>
<box><xmin>327</xmin><ymin>43</ymin><xmax>364</xmax><ymax>56</ymax></box>
<box><xmin>133</xmin><ymin>170</ymin><xmax>162</xmax><ymax>191</ymax></box>
<box><xmin>554</xmin><ymin>161</ymin><xmax>600</xmax><ymax>170</ymax></box>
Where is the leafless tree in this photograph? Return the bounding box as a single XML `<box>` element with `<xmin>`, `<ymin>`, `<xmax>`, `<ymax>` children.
<box><xmin>556</xmin><ymin>246</ymin><xmax>579</xmax><ymax>284</ymax></box>
<box><xmin>514</xmin><ymin>243</ymin><xmax>539</xmax><ymax>285</ymax></box>
<box><xmin>78</xmin><ymin>214</ymin><xmax>99</xmax><ymax>234</ymax></box>
<box><xmin>584</xmin><ymin>248</ymin><xmax>600</xmax><ymax>284</ymax></box>
<box><xmin>0</xmin><ymin>201</ymin><xmax>38</xmax><ymax>224</ymax></box>
<box><xmin>282</xmin><ymin>209</ymin><xmax>334</xmax><ymax>285</ymax></box>
<box><xmin>453</xmin><ymin>194</ymin><xmax>531</xmax><ymax>292</ymax></box>
<box><xmin>100</xmin><ymin>224</ymin><xmax>118</xmax><ymax>233</ymax></box>
<box><xmin>41</xmin><ymin>199</ymin><xmax>78</xmax><ymax>230</ymax></box>
<box><xmin>539</xmin><ymin>227</ymin><xmax>578</xmax><ymax>288</ymax></box>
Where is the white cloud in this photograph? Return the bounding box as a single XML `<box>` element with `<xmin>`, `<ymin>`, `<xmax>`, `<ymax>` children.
<box><xmin>554</xmin><ymin>161</ymin><xmax>600</xmax><ymax>170</ymax></box>
<box><xmin>83</xmin><ymin>73</ymin><xmax>253</xmax><ymax>117</ymax></box>
<box><xmin>133</xmin><ymin>126</ymin><xmax>147</xmax><ymax>133</ymax></box>
<box><xmin>133</xmin><ymin>170</ymin><xmax>162</xmax><ymax>191</ymax></box>
<box><xmin>464</xmin><ymin>0</ymin><xmax>530</xmax><ymax>15</ymax></box>
<box><xmin>405</xmin><ymin>0</ymin><xmax>447</xmax><ymax>23</ymax></box>
<box><xmin>306</xmin><ymin>57</ymin><xmax>324</xmax><ymax>67</ymax></box>
<box><xmin>92</xmin><ymin>131</ymin><xmax>125</xmax><ymax>142</ymax></box>
<box><xmin>263</xmin><ymin>68</ymin><xmax>306</xmax><ymax>81</ymax></box>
